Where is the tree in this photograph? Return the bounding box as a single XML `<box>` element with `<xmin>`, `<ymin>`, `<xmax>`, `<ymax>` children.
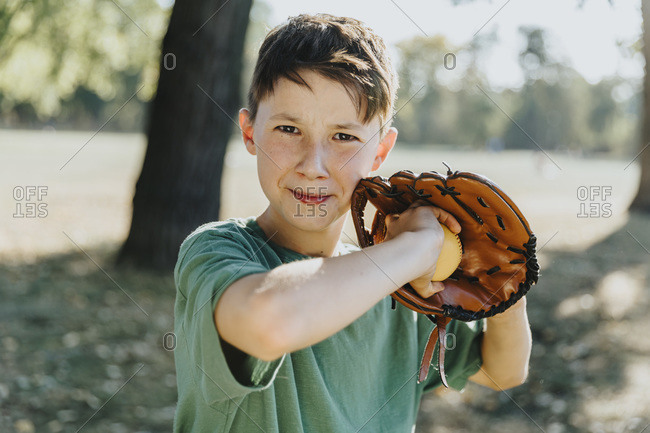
<box><xmin>0</xmin><ymin>0</ymin><xmax>166</xmax><ymax>129</ymax></box>
<box><xmin>447</xmin><ymin>0</ymin><xmax>649</xmax><ymax>213</ymax></box>
<box><xmin>394</xmin><ymin>34</ymin><xmax>498</xmax><ymax>146</ymax></box>
<box><xmin>630</xmin><ymin>0</ymin><xmax>650</xmax><ymax>212</ymax></box>
<box><xmin>116</xmin><ymin>0</ymin><xmax>254</xmax><ymax>269</ymax></box>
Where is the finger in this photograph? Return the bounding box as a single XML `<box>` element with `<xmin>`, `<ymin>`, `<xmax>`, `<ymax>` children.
<box><xmin>413</xmin><ymin>283</ymin><xmax>433</xmax><ymax>298</ymax></box>
<box><xmin>407</xmin><ymin>201</ymin><xmax>461</xmax><ymax>233</ymax></box>
<box><xmin>408</xmin><ymin>199</ymin><xmax>430</xmax><ymax>209</ymax></box>
<box><xmin>430</xmin><ymin>281</ymin><xmax>445</xmax><ymax>295</ymax></box>
<box><xmin>430</xmin><ymin>207</ymin><xmax>462</xmax><ymax>234</ymax></box>
<box><xmin>413</xmin><ymin>281</ymin><xmax>445</xmax><ymax>298</ymax></box>
<box><xmin>385</xmin><ymin>213</ymin><xmax>399</xmax><ymax>225</ymax></box>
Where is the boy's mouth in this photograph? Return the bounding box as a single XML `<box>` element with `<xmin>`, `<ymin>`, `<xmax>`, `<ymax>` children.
<box><xmin>291</xmin><ymin>188</ymin><xmax>330</xmax><ymax>204</ymax></box>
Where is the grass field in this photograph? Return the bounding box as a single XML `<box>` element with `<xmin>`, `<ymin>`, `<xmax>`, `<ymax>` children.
<box><xmin>1</xmin><ymin>129</ymin><xmax>649</xmax><ymax>432</ymax></box>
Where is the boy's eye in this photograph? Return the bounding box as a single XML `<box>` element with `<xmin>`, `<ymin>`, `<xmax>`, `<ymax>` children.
<box><xmin>275</xmin><ymin>126</ymin><xmax>358</xmax><ymax>142</ymax></box>
<box><xmin>277</xmin><ymin>125</ymin><xmax>298</xmax><ymax>134</ymax></box>
<box><xmin>334</xmin><ymin>133</ymin><xmax>358</xmax><ymax>142</ymax></box>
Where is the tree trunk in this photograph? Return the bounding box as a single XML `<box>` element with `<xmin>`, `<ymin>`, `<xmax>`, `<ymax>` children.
<box><xmin>117</xmin><ymin>0</ymin><xmax>253</xmax><ymax>270</ymax></box>
<box><xmin>630</xmin><ymin>0</ymin><xmax>650</xmax><ymax>213</ymax></box>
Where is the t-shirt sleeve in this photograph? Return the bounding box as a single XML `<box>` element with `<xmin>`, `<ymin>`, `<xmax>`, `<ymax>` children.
<box><xmin>173</xmin><ymin>224</ymin><xmax>286</xmax><ymax>406</ymax></box>
<box><xmin>419</xmin><ymin>317</ymin><xmax>485</xmax><ymax>393</ymax></box>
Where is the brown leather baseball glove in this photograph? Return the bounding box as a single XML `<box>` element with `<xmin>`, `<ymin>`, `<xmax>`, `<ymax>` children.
<box><xmin>350</xmin><ymin>164</ymin><xmax>539</xmax><ymax>387</ymax></box>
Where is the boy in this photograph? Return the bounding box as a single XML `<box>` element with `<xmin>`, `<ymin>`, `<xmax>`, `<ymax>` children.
<box><xmin>173</xmin><ymin>13</ymin><xmax>531</xmax><ymax>432</ymax></box>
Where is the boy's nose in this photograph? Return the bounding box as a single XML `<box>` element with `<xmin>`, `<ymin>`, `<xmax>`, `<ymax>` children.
<box><xmin>296</xmin><ymin>139</ymin><xmax>329</xmax><ymax>180</ymax></box>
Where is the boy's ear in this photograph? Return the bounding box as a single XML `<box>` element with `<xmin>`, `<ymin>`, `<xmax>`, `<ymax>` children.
<box><xmin>239</xmin><ymin>108</ymin><xmax>256</xmax><ymax>156</ymax></box>
<box><xmin>371</xmin><ymin>127</ymin><xmax>398</xmax><ymax>172</ymax></box>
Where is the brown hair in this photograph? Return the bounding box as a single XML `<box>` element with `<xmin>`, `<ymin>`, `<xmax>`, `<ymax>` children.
<box><xmin>246</xmin><ymin>13</ymin><xmax>399</xmax><ymax>138</ymax></box>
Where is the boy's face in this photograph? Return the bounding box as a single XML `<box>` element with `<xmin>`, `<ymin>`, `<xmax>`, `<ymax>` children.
<box><xmin>239</xmin><ymin>69</ymin><xmax>397</xmax><ymax>233</ymax></box>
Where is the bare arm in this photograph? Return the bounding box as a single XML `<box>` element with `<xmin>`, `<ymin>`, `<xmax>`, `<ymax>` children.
<box><xmin>468</xmin><ymin>297</ymin><xmax>532</xmax><ymax>390</ymax></box>
<box><xmin>216</xmin><ymin>203</ymin><xmax>461</xmax><ymax>361</ymax></box>
<box><xmin>216</xmin><ymin>231</ymin><xmax>426</xmax><ymax>360</ymax></box>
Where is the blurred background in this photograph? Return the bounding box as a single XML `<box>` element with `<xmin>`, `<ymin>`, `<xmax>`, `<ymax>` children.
<box><xmin>1</xmin><ymin>0</ymin><xmax>649</xmax><ymax>432</ymax></box>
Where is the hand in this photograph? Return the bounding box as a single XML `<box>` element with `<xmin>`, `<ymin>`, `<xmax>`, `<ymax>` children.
<box><xmin>384</xmin><ymin>200</ymin><xmax>461</xmax><ymax>298</ymax></box>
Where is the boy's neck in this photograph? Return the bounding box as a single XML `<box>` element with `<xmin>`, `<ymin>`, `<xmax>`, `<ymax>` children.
<box><xmin>255</xmin><ymin>208</ymin><xmax>345</xmax><ymax>258</ymax></box>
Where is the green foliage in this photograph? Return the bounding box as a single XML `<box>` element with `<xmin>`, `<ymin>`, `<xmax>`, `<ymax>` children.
<box><xmin>394</xmin><ymin>32</ymin><xmax>510</xmax><ymax>148</ymax></box>
<box><xmin>0</xmin><ymin>1</ymin><xmax>640</xmax><ymax>155</ymax></box>
<box><xmin>502</xmin><ymin>26</ymin><xmax>639</xmax><ymax>155</ymax></box>
<box><xmin>518</xmin><ymin>26</ymin><xmax>551</xmax><ymax>80</ymax></box>
<box><xmin>0</xmin><ymin>0</ymin><xmax>170</xmax><ymax>129</ymax></box>
<box><xmin>393</xmin><ymin>27</ymin><xmax>639</xmax><ymax>155</ymax></box>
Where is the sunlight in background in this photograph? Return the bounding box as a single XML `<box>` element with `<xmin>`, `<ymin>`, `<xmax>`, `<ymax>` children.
<box><xmin>262</xmin><ymin>0</ymin><xmax>643</xmax><ymax>89</ymax></box>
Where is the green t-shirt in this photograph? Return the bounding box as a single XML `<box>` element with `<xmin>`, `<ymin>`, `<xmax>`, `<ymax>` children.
<box><xmin>173</xmin><ymin>216</ymin><xmax>484</xmax><ymax>433</ymax></box>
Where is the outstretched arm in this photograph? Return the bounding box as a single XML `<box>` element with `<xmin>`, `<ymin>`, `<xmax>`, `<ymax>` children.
<box><xmin>216</xmin><ymin>230</ymin><xmax>428</xmax><ymax>361</ymax></box>
<box><xmin>216</xmin><ymin>204</ymin><xmax>461</xmax><ymax>362</ymax></box>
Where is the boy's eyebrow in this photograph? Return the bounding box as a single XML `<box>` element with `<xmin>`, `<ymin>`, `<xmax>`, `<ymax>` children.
<box><xmin>269</xmin><ymin>112</ymin><xmax>364</xmax><ymax>130</ymax></box>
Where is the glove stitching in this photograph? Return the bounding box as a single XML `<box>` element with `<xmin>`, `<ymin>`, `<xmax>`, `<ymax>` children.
<box><xmin>351</xmin><ymin>172</ymin><xmax>541</xmax><ymax>322</ymax></box>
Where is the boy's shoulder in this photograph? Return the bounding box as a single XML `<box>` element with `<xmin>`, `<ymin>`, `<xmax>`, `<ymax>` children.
<box><xmin>189</xmin><ymin>216</ymin><xmax>254</xmax><ymax>235</ymax></box>
<box><xmin>173</xmin><ymin>217</ymin><xmax>265</xmax><ymax>288</ymax></box>
<box><xmin>175</xmin><ymin>217</ymin><xmax>258</xmax><ymax>268</ymax></box>
<box><xmin>182</xmin><ymin>216</ymin><xmax>360</xmax><ymax>257</ymax></box>
<box><xmin>181</xmin><ymin>216</ymin><xmax>256</xmax><ymax>246</ymax></box>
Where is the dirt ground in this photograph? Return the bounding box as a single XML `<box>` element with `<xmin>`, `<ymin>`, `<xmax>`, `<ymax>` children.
<box><xmin>1</xmin><ymin>130</ymin><xmax>649</xmax><ymax>432</ymax></box>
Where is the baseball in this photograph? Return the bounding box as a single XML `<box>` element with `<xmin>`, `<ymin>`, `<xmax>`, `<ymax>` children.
<box><xmin>430</xmin><ymin>224</ymin><xmax>463</xmax><ymax>281</ymax></box>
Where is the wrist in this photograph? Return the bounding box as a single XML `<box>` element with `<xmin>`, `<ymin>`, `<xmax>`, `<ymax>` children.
<box><xmin>487</xmin><ymin>296</ymin><xmax>528</xmax><ymax>323</ymax></box>
<box><xmin>395</xmin><ymin>230</ymin><xmax>442</xmax><ymax>272</ymax></box>
<box><xmin>383</xmin><ymin>231</ymin><xmax>432</xmax><ymax>285</ymax></box>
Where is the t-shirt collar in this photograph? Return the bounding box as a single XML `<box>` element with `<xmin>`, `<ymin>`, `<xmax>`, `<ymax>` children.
<box><xmin>245</xmin><ymin>216</ymin><xmax>345</xmax><ymax>259</ymax></box>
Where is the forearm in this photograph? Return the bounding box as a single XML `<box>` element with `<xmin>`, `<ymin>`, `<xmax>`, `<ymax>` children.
<box><xmin>220</xmin><ymin>231</ymin><xmax>428</xmax><ymax>359</ymax></box>
<box><xmin>471</xmin><ymin>297</ymin><xmax>532</xmax><ymax>390</ymax></box>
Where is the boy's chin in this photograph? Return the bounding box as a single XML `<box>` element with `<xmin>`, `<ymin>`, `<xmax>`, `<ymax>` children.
<box><xmin>286</xmin><ymin>210</ymin><xmax>340</xmax><ymax>231</ymax></box>
<box><xmin>289</xmin><ymin>215</ymin><xmax>332</xmax><ymax>230</ymax></box>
